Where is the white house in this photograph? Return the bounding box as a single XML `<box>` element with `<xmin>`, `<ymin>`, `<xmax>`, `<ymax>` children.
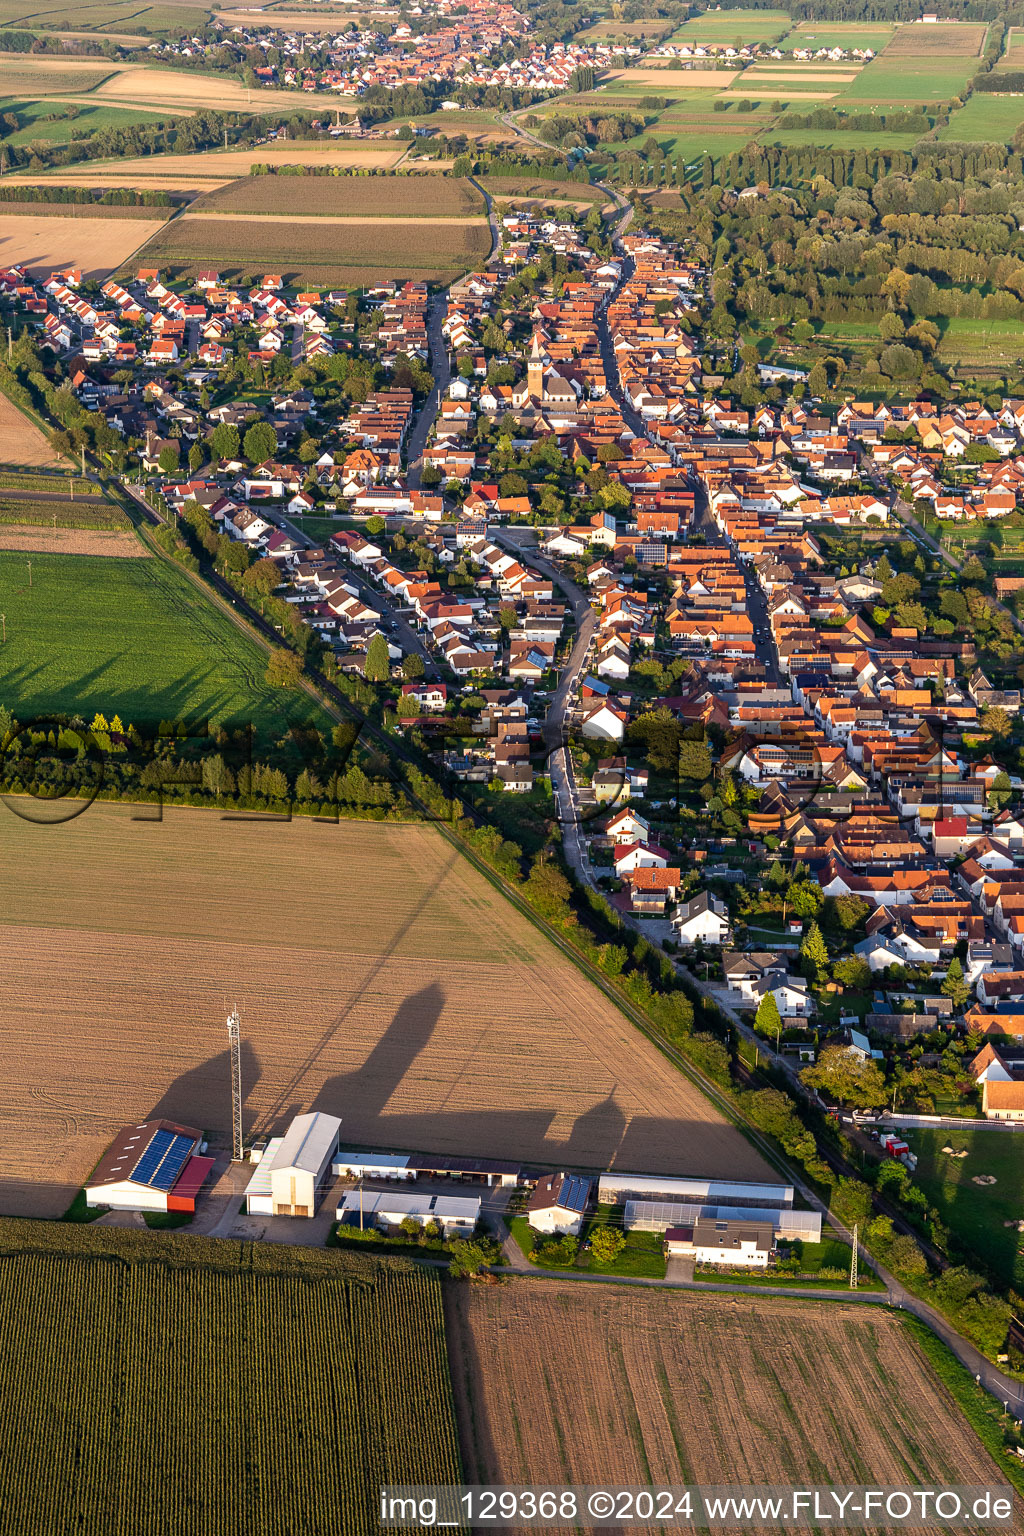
<box><xmin>673</xmin><ymin>891</ymin><xmax>729</xmax><ymax>946</ymax></box>
<box><xmin>665</xmin><ymin>1218</ymin><xmax>772</xmax><ymax>1269</ymax></box>
<box><xmin>614</xmin><ymin>840</ymin><xmax>671</xmax><ymax>875</ymax></box>
<box><xmin>526</xmin><ymin>1171</ymin><xmax>591</xmax><ymax>1235</ymax></box>
<box><xmin>580</xmin><ymin>701</ymin><xmax>626</xmax><ymax>742</ymax></box>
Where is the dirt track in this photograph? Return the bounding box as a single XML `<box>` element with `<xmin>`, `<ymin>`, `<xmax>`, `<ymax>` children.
<box><xmin>1</xmin><ymin>807</ymin><xmax>774</xmax><ymax>1216</ymax></box>
<box><xmin>446</xmin><ymin>1280</ymin><xmax>1005</xmax><ymax>1525</ymax></box>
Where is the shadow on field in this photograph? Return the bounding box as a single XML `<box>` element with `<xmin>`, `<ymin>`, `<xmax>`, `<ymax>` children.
<box><xmin>148</xmin><ymin>1036</ymin><xmax>263</xmax><ymax>1133</ymax></box>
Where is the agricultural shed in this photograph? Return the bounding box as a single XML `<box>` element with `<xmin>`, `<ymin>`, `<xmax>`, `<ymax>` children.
<box><xmin>598</xmin><ymin>1173</ymin><xmax>794</xmax><ymax>1208</ymax></box>
<box><xmin>626</xmin><ymin>1201</ymin><xmax>820</xmax><ymax>1241</ymax></box>
<box><xmin>336</xmin><ymin>1189</ymin><xmax>481</xmax><ymax>1236</ymax></box>
<box><xmin>243</xmin><ymin>1136</ymin><xmax>283</xmax><ymax>1216</ymax></box>
<box><xmin>85</xmin><ymin>1119</ymin><xmax>209</xmax><ymax>1213</ymax></box>
<box><xmin>267</xmin><ymin>1112</ymin><xmax>342</xmax><ymax>1217</ymax></box>
<box><xmin>332</xmin><ymin>1149</ymin><xmax>520</xmax><ymax>1186</ymax></box>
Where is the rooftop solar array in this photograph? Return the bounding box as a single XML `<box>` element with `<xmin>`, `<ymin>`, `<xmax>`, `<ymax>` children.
<box><xmin>131</xmin><ymin>1128</ymin><xmax>195</xmax><ymax>1190</ymax></box>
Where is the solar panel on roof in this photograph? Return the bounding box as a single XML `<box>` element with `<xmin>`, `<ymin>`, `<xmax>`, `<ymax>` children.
<box><xmin>151</xmin><ymin>1135</ymin><xmax>193</xmax><ymax>1191</ymax></box>
<box><xmin>131</xmin><ymin>1128</ymin><xmax>174</xmax><ymax>1184</ymax></box>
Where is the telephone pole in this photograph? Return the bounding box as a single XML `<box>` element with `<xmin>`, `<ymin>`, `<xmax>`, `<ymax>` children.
<box><xmin>227</xmin><ymin>1008</ymin><xmax>243</xmax><ymax>1161</ymax></box>
<box><xmin>849</xmin><ymin>1224</ymin><xmax>858</xmax><ymax>1290</ymax></box>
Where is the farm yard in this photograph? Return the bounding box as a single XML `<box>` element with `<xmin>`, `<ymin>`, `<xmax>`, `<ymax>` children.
<box><xmin>446</xmin><ymin>1281</ymin><xmax>1007</xmax><ymax>1493</ymax></box>
<box><xmin>0</xmin><ymin>211</ymin><xmax>167</xmax><ymax>277</ymax></box>
<box><xmin>0</xmin><ymin>1221</ymin><xmax>461</xmax><ymax>1536</ymax></box>
<box><xmin>0</xmin><ymin>548</ymin><xmax>323</xmax><ymax>733</ymax></box>
<box><xmin>124</xmin><ymin>211</ymin><xmax>492</xmax><ymax>284</ymax></box>
<box><xmin>0</xmin><ymin>807</ymin><xmax>775</xmax><ymax>1216</ymax></box>
<box><xmin>903</xmin><ymin>1128</ymin><xmax>1024</xmax><ymax>1293</ymax></box>
<box><xmin>193</xmin><ymin>174</ymin><xmax>485</xmax><ymax>219</ymax></box>
<box><xmin>0</xmin><ymin>392</ymin><xmax>63</xmax><ymax>468</ymax></box>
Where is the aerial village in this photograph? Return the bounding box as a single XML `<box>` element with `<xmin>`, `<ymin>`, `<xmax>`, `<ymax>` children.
<box><xmin>6</xmin><ymin>173</ymin><xmax>1024</xmax><ymax>1270</ymax></box>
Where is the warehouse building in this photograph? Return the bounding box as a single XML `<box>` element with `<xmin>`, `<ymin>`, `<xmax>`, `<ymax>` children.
<box><xmin>85</xmin><ymin>1119</ymin><xmax>215</xmax><ymax>1214</ymax></box>
<box><xmin>245</xmin><ymin>1112</ymin><xmax>342</xmax><ymax>1218</ymax></box>
<box><xmin>332</xmin><ymin>1149</ymin><xmax>520</xmax><ymax>1187</ymax></box>
<box><xmin>625</xmin><ymin>1201</ymin><xmax>820</xmax><ymax>1242</ymax></box>
<box><xmin>336</xmin><ymin>1189</ymin><xmax>481</xmax><ymax>1237</ymax></box>
<box><xmin>598</xmin><ymin>1173</ymin><xmax>794</xmax><ymax>1209</ymax></box>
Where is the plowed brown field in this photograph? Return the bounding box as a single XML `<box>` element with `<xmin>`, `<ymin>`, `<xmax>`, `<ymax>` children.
<box><xmin>1</xmin><ymin>805</ymin><xmax>773</xmax><ymax>1215</ymax></box>
<box><xmin>0</xmin><ymin>394</ymin><xmax>61</xmax><ymax>468</ymax></box>
<box><xmin>446</xmin><ymin>1281</ymin><xmax>1003</xmax><ymax>1524</ymax></box>
<box><xmin>0</xmin><ymin>212</ymin><xmax>167</xmax><ymax>277</ymax></box>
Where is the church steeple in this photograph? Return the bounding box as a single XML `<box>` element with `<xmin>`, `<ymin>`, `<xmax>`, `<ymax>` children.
<box><xmin>527</xmin><ymin>329</ymin><xmax>546</xmax><ymax>400</ymax></box>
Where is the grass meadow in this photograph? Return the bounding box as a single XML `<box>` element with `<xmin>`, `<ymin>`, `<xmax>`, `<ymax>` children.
<box><xmin>904</xmin><ymin>1128</ymin><xmax>1024</xmax><ymax>1292</ymax></box>
<box><xmin>0</xmin><ymin>548</ymin><xmax>324</xmax><ymax>732</ymax></box>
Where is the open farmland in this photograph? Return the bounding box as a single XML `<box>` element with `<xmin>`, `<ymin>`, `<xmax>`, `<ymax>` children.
<box><xmin>125</xmin><ymin>211</ymin><xmax>492</xmax><ymax>283</ymax></box>
<box><xmin>446</xmin><ymin>1281</ymin><xmax>1005</xmax><ymax>1504</ymax></box>
<box><xmin>0</xmin><ymin>526</ymin><xmax>146</xmax><ymax>554</ymax></box>
<box><xmin>0</xmin><ymin>806</ymin><xmax>775</xmax><ymax>1216</ymax></box>
<box><xmin>939</xmin><ymin>93</ymin><xmax>1024</xmax><ymax>142</ymax></box>
<box><xmin>904</xmin><ymin>1128</ymin><xmax>1024</xmax><ymax>1292</ymax></box>
<box><xmin>602</xmin><ymin>66</ymin><xmax>738</xmax><ymax>89</ymax></box>
<box><xmin>0</xmin><ymin>99</ymin><xmax>170</xmax><ymax>145</ymax></box>
<box><xmin>777</xmin><ymin>22</ymin><xmax>896</xmax><ymax>52</ymax></box>
<box><xmin>0</xmin><ymin>210</ymin><xmax>167</xmax><ymax>276</ymax></box>
<box><xmin>1000</xmin><ymin>26</ymin><xmax>1024</xmax><ymax>68</ymax></box>
<box><xmin>0</xmin><ymin>1221</ymin><xmax>461</xmax><ymax>1536</ymax></box>
<box><xmin>839</xmin><ymin>21</ymin><xmax>986</xmax><ymax>102</ymax></box>
<box><xmin>0</xmin><ymin>392</ymin><xmax>62</xmax><ymax>468</ymax></box>
<box><xmin>0</xmin><ymin>495</ymin><xmax>130</xmax><ymax>529</ymax></box>
<box><xmin>665</xmin><ymin>9</ymin><xmax>789</xmax><ymax>44</ymax></box>
<box><xmin>193</xmin><ymin>173</ymin><xmax>484</xmax><ymax>218</ymax></box>
<box><xmin>0</xmin><ymin>549</ymin><xmax>324</xmax><ymax>734</ymax></box>
<box><xmin>0</xmin><ymin>60</ymin><xmax>116</xmax><ymax>96</ymax></box>
<box><xmin>1</xmin><ymin>142</ymin><xmax>407</xmax><ymax>194</ymax></box>
<box><xmin>88</xmin><ymin>63</ymin><xmax>331</xmax><ymax>112</ymax></box>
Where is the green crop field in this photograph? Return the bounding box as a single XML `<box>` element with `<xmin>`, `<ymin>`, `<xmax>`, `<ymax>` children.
<box><xmin>0</xmin><ymin>549</ymin><xmax>325</xmax><ymax>732</ymax></box>
<box><xmin>758</xmin><ymin>126</ymin><xmax>927</xmax><ymax>150</ymax></box>
<box><xmin>938</xmin><ymin>317</ymin><xmax>1024</xmax><ymax>369</ymax></box>
<box><xmin>666</xmin><ymin>8</ymin><xmax>789</xmax><ymax>44</ymax></box>
<box><xmin>939</xmin><ymin>93</ymin><xmax>1024</xmax><ymax>142</ymax></box>
<box><xmin>777</xmin><ymin>23</ymin><xmax>896</xmax><ymax>52</ymax></box>
<box><xmin>838</xmin><ymin>61</ymin><xmax>977</xmax><ymax>102</ymax></box>
<box><xmin>0</xmin><ymin>1221</ymin><xmax>461</xmax><ymax>1536</ymax></box>
<box><xmin>903</xmin><ymin>1128</ymin><xmax>1024</xmax><ymax>1292</ymax></box>
<box><xmin>0</xmin><ymin>98</ymin><xmax>168</xmax><ymax>146</ymax></box>
<box><xmin>0</xmin><ymin>495</ymin><xmax>128</xmax><ymax>527</ymax></box>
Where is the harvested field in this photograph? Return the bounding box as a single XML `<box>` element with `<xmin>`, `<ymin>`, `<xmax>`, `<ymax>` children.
<box><xmin>0</xmin><ymin>392</ymin><xmax>62</xmax><ymax>468</ymax></box>
<box><xmin>125</xmin><ymin>211</ymin><xmax>492</xmax><ymax>282</ymax></box>
<box><xmin>479</xmin><ymin>177</ymin><xmax>608</xmax><ymax>206</ymax></box>
<box><xmin>0</xmin><ymin>807</ymin><xmax>774</xmax><ymax>1216</ymax></box>
<box><xmin>884</xmin><ymin>20</ymin><xmax>987</xmax><ymax>55</ymax></box>
<box><xmin>0</xmin><ymin>211</ymin><xmax>166</xmax><ymax>276</ymax></box>
<box><xmin>0</xmin><ymin>525</ymin><xmax>146</xmax><ymax>555</ymax></box>
<box><xmin>446</xmin><ymin>1281</ymin><xmax>1004</xmax><ymax>1511</ymax></box>
<box><xmin>193</xmin><ymin>173</ymin><xmax>484</xmax><ymax>218</ymax></box>
<box><xmin>89</xmin><ymin>63</ymin><xmax>323</xmax><ymax>112</ymax></box>
<box><xmin>1001</xmin><ymin>25</ymin><xmax>1024</xmax><ymax>68</ymax></box>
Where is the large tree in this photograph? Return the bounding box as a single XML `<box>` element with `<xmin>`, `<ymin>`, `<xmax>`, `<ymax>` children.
<box><xmin>802</xmin><ymin>1046</ymin><xmax>887</xmax><ymax>1109</ymax></box>
<box><xmin>243</xmin><ymin>420</ymin><xmax>278</xmax><ymax>464</ymax></box>
<box><xmin>364</xmin><ymin>632</ymin><xmax>391</xmax><ymax>683</ymax></box>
